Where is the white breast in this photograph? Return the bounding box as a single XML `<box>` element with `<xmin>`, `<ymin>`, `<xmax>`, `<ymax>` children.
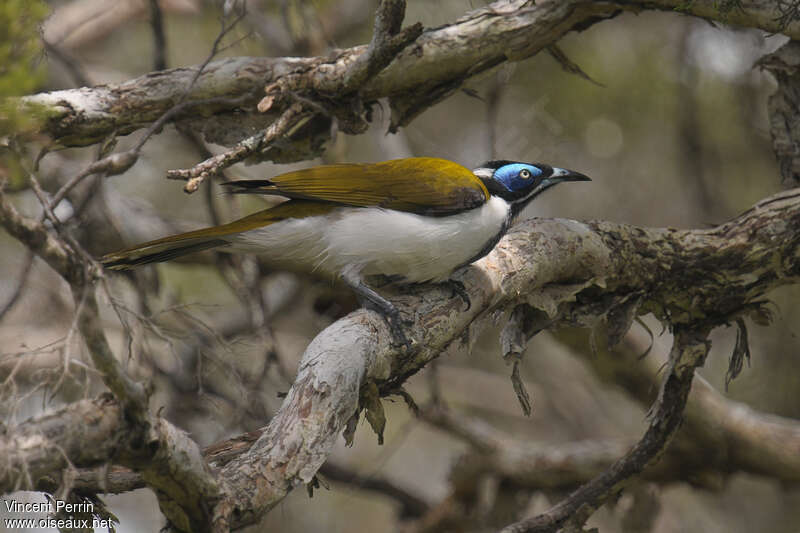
<box><xmin>231</xmin><ymin>196</ymin><xmax>511</xmax><ymax>283</ymax></box>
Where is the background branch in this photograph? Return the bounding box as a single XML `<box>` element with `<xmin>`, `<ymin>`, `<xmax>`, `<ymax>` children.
<box><xmin>4</xmin><ymin>0</ymin><xmax>800</xmax><ymax>531</ymax></box>
<box><xmin>17</xmin><ymin>0</ymin><xmax>800</xmax><ymax>159</ymax></box>
<box><xmin>502</xmin><ymin>328</ymin><xmax>711</xmax><ymax>533</ymax></box>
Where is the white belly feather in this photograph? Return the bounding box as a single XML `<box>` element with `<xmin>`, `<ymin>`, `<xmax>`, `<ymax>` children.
<box><xmin>231</xmin><ymin>196</ymin><xmax>511</xmax><ymax>283</ymax></box>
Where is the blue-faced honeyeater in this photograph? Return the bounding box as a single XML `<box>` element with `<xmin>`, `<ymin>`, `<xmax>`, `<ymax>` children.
<box><xmin>101</xmin><ymin>157</ymin><xmax>590</xmax><ymax>341</ymax></box>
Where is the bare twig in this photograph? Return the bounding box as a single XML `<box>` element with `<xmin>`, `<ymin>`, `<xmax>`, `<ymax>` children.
<box><xmin>0</xmin><ymin>250</ymin><xmax>34</xmax><ymax>322</ymax></box>
<box><xmin>4</xmin><ymin>185</ymin><xmax>800</xmax><ymax>529</ymax></box>
<box><xmin>71</xmin><ymin>284</ymin><xmax>149</xmax><ymax>422</ymax></box>
<box><xmin>340</xmin><ymin>0</ymin><xmax>423</xmax><ymax>91</ymax></box>
<box><xmin>43</xmin><ymin>40</ymin><xmax>92</xmax><ymax>88</ymax></box>
<box><xmin>556</xmin><ymin>326</ymin><xmax>800</xmax><ymax>488</ymax></box>
<box><xmin>167</xmin><ymin>102</ymin><xmax>310</xmax><ymax>192</ymax></box>
<box><xmin>24</xmin><ymin>173</ymin><xmax>56</xmax><ymax>226</ymax></box>
<box><xmin>149</xmin><ymin>0</ymin><xmax>168</xmax><ymax>71</ymax></box>
<box><xmin>318</xmin><ymin>461</ymin><xmax>429</xmax><ymax>518</ymax></box>
<box><xmin>49</xmin><ymin>152</ymin><xmax>140</xmax><ymax>217</ymax></box>
<box><xmin>410</xmin><ymin>358</ymin><xmax>800</xmax><ymax>532</ymax></box>
<box><xmin>0</xmin><ymin>187</ymin><xmax>80</xmax><ymax>281</ymax></box>
<box><xmin>500</xmin><ymin>328</ymin><xmax>711</xmax><ymax>533</ymax></box>
<box><xmin>0</xmin><ymin>179</ymin><xmax>223</xmax><ymax>529</ymax></box>
<box><xmin>35</xmin><ymin>2</ymin><xmax>250</xmax><ymax>213</ymax></box>
<box><xmin>546</xmin><ymin>44</ymin><xmax>604</xmax><ymax>87</ymax></box>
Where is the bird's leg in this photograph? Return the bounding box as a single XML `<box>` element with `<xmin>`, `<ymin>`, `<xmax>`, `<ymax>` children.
<box><xmin>341</xmin><ymin>269</ymin><xmax>411</xmax><ymax>349</ymax></box>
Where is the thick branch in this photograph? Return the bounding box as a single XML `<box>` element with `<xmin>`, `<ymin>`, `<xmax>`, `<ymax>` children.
<box><xmin>209</xmin><ymin>187</ymin><xmax>800</xmax><ymax>528</ymax></box>
<box><xmin>18</xmin><ymin>0</ymin><xmax>800</xmax><ymax>154</ymax></box>
<box><xmin>5</xmin><ymin>188</ymin><xmax>800</xmax><ymax>529</ymax></box>
<box><xmin>0</xmin><ymin>395</ymin><xmax>123</xmax><ymax>491</ymax></box>
<box><xmin>0</xmin><ymin>390</ymin><xmax>219</xmax><ymax>532</ymax></box>
<box><xmin>633</xmin><ymin>0</ymin><xmax>800</xmax><ymax>34</ymax></box>
<box><xmin>29</xmin><ymin>425</ymin><xmax>429</xmax><ymax>520</ymax></box>
<box><xmin>761</xmin><ymin>40</ymin><xmax>800</xmax><ymax>188</ymax></box>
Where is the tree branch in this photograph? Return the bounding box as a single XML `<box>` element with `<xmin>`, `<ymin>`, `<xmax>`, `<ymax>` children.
<box><xmin>0</xmin><ymin>188</ymin><xmax>82</xmax><ymax>283</ymax></box>
<box><xmin>501</xmin><ymin>328</ymin><xmax>711</xmax><ymax>533</ymax></box>
<box><xmin>0</xmin><ymin>395</ymin><xmax>123</xmax><ymax>492</ymax></box>
<box><xmin>558</xmin><ymin>328</ymin><xmax>800</xmax><ymax>487</ymax></box>
<box><xmin>760</xmin><ymin>40</ymin><xmax>800</xmax><ymax>188</ymax></box>
<box><xmin>18</xmin><ymin>0</ymin><xmax>799</xmax><ymax>159</ymax></box>
<box><xmin>4</xmin><ymin>186</ymin><xmax>800</xmax><ymax>529</ymax></box>
<box><xmin>6</xmin><ymin>1</ymin><xmax>800</xmax><ymax>530</ymax></box>
<box><xmin>340</xmin><ymin>0</ymin><xmax>423</xmax><ymax>90</ymax></box>
<box><xmin>409</xmin><ymin>359</ymin><xmax>800</xmax><ymax>530</ymax></box>
<box><xmin>166</xmin><ymin>102</ymin><xmax>310</xmax><ymax>192</ymax></box>
<box><xmin>27</xmin><ymin>424</ymin><xmax>430</xmax><ymax>520</ymax></box>
<box><xmin>205</xmin><ymin>186</ymin><xmax>800</xmax><ymax>529</ymax></box>
<box><xmin>0</xmin><ymin>187</ymin><xmax>221</xmax><ymax>531</ymax></box>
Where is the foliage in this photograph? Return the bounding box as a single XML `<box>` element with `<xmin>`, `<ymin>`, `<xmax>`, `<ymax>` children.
<box><xmin>0</xmin><ymin>0</ymin><xmax>48</xmax><ymax>137</ymax></box>
<box><xmin>0</xmin><ymin>0</ymin><xmax>47</xmax><ymax>187</ymax></box>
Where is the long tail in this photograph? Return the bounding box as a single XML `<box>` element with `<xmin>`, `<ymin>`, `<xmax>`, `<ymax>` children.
<box><xmin>101</xmin><ymin>205</ymin><xmax>286</xmax><ymax>271</ymax></box>
<box><xmin>100</xmin><ymin>199</ymin><xmax>338</xmax><ymax>270</ymax></box>
<box><xmin>100</xmin><ymin>228</ymin><xmax>233</xmax><ymax>270</ymax></box>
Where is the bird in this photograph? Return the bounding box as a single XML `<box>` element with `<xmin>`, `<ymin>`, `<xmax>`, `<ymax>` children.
<box><xmin>101</xmin><ymin>157</ymin><xmax>590</xmax><ymax>344</ymax></box>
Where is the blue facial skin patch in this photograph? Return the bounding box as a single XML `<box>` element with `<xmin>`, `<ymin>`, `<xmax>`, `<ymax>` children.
<box><xmin>493</xmin><ymin>163</ymin><xmax>543</xmax><ymax>192</ymax></box>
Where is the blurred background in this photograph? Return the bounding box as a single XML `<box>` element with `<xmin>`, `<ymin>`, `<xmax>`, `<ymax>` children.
<box><xmin>1</xmin><ymin>1</ymin><xmax>799</xmax><ymax>532</ymax></box>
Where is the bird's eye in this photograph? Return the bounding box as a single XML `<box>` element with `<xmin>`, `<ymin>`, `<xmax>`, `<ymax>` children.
<box><xmin>519</xmin><ymin>169</ymin><xmax>532</xmax><ymax>179</ymax></box>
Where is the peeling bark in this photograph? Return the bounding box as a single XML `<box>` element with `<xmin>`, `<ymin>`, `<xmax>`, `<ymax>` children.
<box><xmin>16</xmin><ymin>0</ymin><xmax>800</xmax><ymax>160</ymax></box>
<box><xmin>0</xmin><ymin>395</ymin><xmax>124</xmax><ymax>491</ymax></box>
<box><xmin>5</xmin><ymin>0</ymin><xmax>800</xmax><ymax>530</ymax></box>
<box><xmin>210</xmin><ymin>187</ymin><xmax>800</xmax><ymax>529</ymax></box>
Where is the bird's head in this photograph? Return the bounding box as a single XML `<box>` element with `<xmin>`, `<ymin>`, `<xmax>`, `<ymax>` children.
<box><xmin>473</xmin><ymin>160</ymin><xmax>590</xmax><ymax>211</ymax></box>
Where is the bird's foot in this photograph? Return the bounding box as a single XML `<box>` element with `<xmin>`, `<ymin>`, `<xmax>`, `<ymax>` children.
<box><xmin>388</xmin><ymin>316</ymin><xmax>413</xmax><ymax>351</ymax></box>
<box><xmin>365</xmin><ymin>300</ymin><xmax>412</xmax><ymax>350</ymax></box>
<box><xmin>445</xmin><ymin>279</ymin><xmax>471</xmax><ymax>312</ymax></box>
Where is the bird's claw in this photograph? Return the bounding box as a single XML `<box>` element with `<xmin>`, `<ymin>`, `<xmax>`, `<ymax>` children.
<box><xmin>362</xmin><ymin>300</ymin><xmax>412</xmax><ymax>351</ymax></box>
<box><xmin>447</xmin><ymin>279</ymin><xmax>471</xmax><ymax>312</ymax></box>
<box><xmin>385</xmin><ymin>309</ymin><xmax>413</xmax><ymax>351</ymax></box>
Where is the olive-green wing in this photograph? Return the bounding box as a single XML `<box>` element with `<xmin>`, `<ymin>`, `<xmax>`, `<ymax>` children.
<box><xmin>101</xmin><ymin>200</ymin><xmax>337</xmax><ymax>270</ymax></box>
<box><xmin>225</xmin><ymin>157</ymin><xmax>489</xmax><ymax>216</ymax></box>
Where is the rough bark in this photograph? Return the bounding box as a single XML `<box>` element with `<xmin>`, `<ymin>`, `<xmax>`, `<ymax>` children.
<box><xmin>8</xmin><ymin>185</ymin><xmax>799</xmax><ymax>528</ymax></box>
<box><xmin>0</xmin><ymin>192</ymin><xmax>220</xmax><ymax>532</ymax></box>
<box><xmin>0</xmin><ymin>395</ymin><xmax>124</xmax><ymax>491</ymax></box>
<box><xmin>761</xmin><ymin>40</ymin><xmax>800</xmax><ymax>188</ymax></box>
<box><xmin>16</xmin><ymin>0</ymin><xmax>800</xmax><ymax>159</ymax></box>
<box><xmin>3</xmin><ymin>184</ymin><xmax>800</xmax><ymax>529</ymax></box>
<box><xmin>5</xmin><ymin>0</ymin><xmax>800</xmax><ymax>531</ymax></box>
<box><xmin>208</xmin><ymin>186</ymin><xmax>800</xmax><ymax>529</ymax></box>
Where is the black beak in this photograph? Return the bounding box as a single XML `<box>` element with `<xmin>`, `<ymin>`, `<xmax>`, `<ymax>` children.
<box><xmin>549</xmin><ymin>167</ymin><xmax>591</xmax><ymax>183</ymax></box>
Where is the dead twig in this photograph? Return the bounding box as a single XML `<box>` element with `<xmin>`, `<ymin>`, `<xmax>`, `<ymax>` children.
<box><xmin>167</xmin><ymin>102</ymin><xmax>310</xmax><ymax>192</ymax></box>
<box><xmin>500</xmin><ymin>328</ymin><xmax>710</xmax><ymax>533</ymax></box>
